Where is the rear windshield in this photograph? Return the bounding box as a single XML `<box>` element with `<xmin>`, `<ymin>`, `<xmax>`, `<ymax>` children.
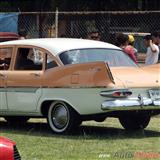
<box><xmin>59</xmin><ymin>48</ymin><xmax>137</xmax><ymax>67</ymax></box>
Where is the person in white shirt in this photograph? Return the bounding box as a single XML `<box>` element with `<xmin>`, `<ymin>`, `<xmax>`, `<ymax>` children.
<box><xmin>152</xmin><ymin>31</ymin><xmax>160</xmax><ymax>63</ymax></box>
<box><xmin>144</xmin><ymin>35</ymin><xmax>159</xmax><ymax>65</ymax></box>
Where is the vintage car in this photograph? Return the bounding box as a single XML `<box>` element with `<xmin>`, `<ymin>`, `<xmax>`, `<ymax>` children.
<box><xmin>0</xmin><ymin>38</ymin><xmax>160</xmax><ymax>134</ymax></box>
<box><xmin>0</xmin><ymin>137</ymin><xmax>21</xmax><ymax>160</ymax></box>
<box><xmin>0</xmin><ymin>32</ymin><xmax>19</xmax><ymax>42</ymax></box>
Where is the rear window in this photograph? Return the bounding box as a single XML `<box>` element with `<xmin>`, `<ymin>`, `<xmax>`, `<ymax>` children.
<box><xmin>59</xmin><ymin>48</ymin><xmax>137</xmax><ymax>67</ymax></box>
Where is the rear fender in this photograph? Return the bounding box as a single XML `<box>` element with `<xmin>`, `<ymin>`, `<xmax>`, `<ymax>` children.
<box><xmin>44</xmin><ymin>61</ymin><xmax>115</xmax><ymax>88</ymax></box>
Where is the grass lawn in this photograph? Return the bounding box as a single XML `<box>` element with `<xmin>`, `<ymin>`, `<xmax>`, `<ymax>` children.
<box><xmin>0</xmin><ymin>117</ymin><xmax>160</xmax><ymax>160</ymax></box>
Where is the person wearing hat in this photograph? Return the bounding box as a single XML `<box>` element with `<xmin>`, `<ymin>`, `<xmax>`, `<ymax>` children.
<box><xmin>144</xmin><ymin>35</ymin><xmax>159</xmax><ymax>65</ymax></box>
<box><xmin>128</xmin><ymin>34</ymin><xmax>138</xmax><ymax>58</ymax></box>
<box><xmin>128</xmin><ymin>34</ymin><xmax>134</xmax><ymax>44</ymax></box>
<box><xmin>116</xmin><ymin>33</ymin><xmax>137</xmax><ymax>63</ymax></box>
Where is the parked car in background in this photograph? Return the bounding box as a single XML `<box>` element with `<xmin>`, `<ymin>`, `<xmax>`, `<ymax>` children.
<box><xmin>0</xmin><ymin>32</ymin><xmax>19</xmax><ymax>42</ymax></box>
<box><xmin>0</xmin><ymin>137</ymin><xmax>21</xmax><ymax>160</ymax></box>
<box><xmin>0</xmin><ymin>38</ymin><xmax>160</xmax><ymax>134</ymax></box>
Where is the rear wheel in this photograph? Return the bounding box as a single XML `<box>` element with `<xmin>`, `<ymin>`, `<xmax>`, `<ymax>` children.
<box><xmin>119</xmin><ymin>114</ymin><xmax>151</xmax><ymax>130</ymax></box>
<box><xmin>47</xmin><ymin>101</ymin><xmax>80</xmax><ymax>134</ymax></box>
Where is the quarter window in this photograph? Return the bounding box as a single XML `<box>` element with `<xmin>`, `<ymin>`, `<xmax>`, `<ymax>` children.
<box><xmin>46</xmin><ymin>54</ymin><xmax>58</xmax><ymax>69</ymax></box>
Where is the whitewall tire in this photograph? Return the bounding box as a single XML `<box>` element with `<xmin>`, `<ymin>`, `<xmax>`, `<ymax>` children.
<box><xmin>47</xmin><ymin>101</ymin><xmax>79</xmax><ymax>134</ymax></box>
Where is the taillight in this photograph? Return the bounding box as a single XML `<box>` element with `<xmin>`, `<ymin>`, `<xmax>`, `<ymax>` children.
<box><xmin>100</xmin><ymin>90</ymin><xmax>132</xmax><ymax>98</ymax></box>
<box><xmin>112</xmin><ymin>91</ymin><xmax>121</xmax><ymax>97</ymax></box>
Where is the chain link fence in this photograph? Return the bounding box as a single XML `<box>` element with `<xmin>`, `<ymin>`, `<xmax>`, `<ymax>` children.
<box><xmin>18</xmin><ymin>11</ymin><xmax>160</xmax><ymax>53</ymax></box>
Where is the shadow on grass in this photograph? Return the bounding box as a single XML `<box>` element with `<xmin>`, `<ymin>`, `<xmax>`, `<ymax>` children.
<box><xmin>0</xmin><ymin>118</ymin><xmax>160</xmax><ymax>140</ymax></box>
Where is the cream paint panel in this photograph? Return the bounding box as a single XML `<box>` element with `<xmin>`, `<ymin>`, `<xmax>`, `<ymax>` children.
<box><xmin>0</xmin><ymin>89</ymin><xmax>7</xmax><ymax>111</ymax></box>
<box><xmin>0</xmin><ymin>72</ymin><xmax>7</xmax><ymax>110</ymax></box>
<box><xmin>38</xmin><ymin>87</ymin><xmax>154</xmax><ymax>115</ymax></box>
<box><xmin>7</xmin><ymin>88</ymin><xmax>42</xmax><ymax>111</ymax></box>
<box><xmin>39</xmin><ymin>88</ymin><xmax>108</xmax><ymax>115</ymax></box>
<box><xmin>0</xmin><ymin>88</ymin><xmax>7</xmax><ymax>110</ymax></box>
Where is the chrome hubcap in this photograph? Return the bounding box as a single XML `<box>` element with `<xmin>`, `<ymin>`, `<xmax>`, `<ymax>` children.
<box><xmin>52</xmin><ymin>104</ymin><xmax>68</xmax><ymax>129</ymax></box>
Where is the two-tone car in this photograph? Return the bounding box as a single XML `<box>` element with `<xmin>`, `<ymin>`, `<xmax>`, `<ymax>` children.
<box><xmin>0</xmin><ymin>38</ymin><xmax>160</xmax><ymax>134</ymax></box>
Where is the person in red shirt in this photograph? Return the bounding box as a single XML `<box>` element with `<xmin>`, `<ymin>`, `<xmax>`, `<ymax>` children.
<box><xmin>124</xmin><ymin>44</ymin><xmax>138</xmax><ymax>63</ymax></box>
<box><xmin>116</xmin><ymin>33</ymin><xmax>137</xmax><ymax>63</ymax></box>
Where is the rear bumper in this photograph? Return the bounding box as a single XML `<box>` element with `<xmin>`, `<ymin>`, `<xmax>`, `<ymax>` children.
<box><xmin>101</xmin><ymin>98</ymin><xmax>160</xmax><ymax>111</ymax></box>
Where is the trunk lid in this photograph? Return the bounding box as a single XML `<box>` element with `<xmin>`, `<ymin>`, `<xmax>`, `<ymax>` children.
<box><xmin>110</xmin><ymin>66</ymin><xmax>160</xmax><ymax>88</ymax></box>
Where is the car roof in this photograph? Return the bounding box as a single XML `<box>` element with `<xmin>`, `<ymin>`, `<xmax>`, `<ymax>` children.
<box><xmin>0</xmin><ymin>38</ymin><xmax>121</xmax><ymax>56</ymax></box>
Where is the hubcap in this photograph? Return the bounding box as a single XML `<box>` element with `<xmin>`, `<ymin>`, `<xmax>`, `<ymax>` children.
<box><xmin>52</xmin><ymin>104</ymin><xmax>68</xmax><ymax>129</ymax></box>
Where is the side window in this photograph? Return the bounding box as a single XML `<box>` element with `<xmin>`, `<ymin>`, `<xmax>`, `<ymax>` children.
<box><xmin>46</xmin><ymin>54</ymin><xmax>58</xmax><ymax>70</ymax></box>
<box><xmin>0</xmin><ymin>47</ymin><xmax>12</xmax><ymax>70</ymax></box>
<box><xmin>15</xmin><ymin>47</ymin><xmax>44</xmax><ymax>70</ymax></box>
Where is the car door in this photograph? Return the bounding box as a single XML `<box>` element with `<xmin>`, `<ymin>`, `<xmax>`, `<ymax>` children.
<box><xmin>0</xmin><ymin>47</ymin><xmax>13</xmax><ymax>111</ymax></box>
<box><xmin>6</xmin><ymin>46</ymin><xmax>45</xmax><ymax>112</ymax></box>
<box><xmin>0</xmin><ymin>70</ymin><xmax>7</xmax><ymax>111</ymax></box>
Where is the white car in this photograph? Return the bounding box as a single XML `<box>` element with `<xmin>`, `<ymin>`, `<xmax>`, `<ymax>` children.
<box><xmin>0</xmin><ymin>38</ymin><xmax>160</xmax><ymax>134</ymax></box>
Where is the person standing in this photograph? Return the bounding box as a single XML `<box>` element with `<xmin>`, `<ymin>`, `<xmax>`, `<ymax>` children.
<box><xmin>18</xmin><ymin>29</ymin><xmax>27</xmax><ymax>40</ymax></box>
<box><xmin>151</xmin><ymin>31</ymin><xmax>160</xmax><ymax>63</ymax></box>
<box><xmin>87</xmin><ymin>30</ymin><xmax>101</xmax><ymax>41</ymax></box>
<box><xmin>116</xmin><ymin>33</ymin><xmax>137</xmax><ymax>63</ymax></box>
<box><xmin>144</xmin><ymin>35</ymin><xmax>159</xmax><ymax>65</ymax></box>
<box><xmin>128</xmin><ymin>34</ymin><xmax>138</xmax><ymax>58</ymax></box>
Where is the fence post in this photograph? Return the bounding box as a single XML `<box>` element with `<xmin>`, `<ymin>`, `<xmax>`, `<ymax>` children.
<box><xmin>55</xmin><ymin>8</ymin><xmax>58</xmax><ymax>38</ymax></box>
<box><xmin>36</xmin><ymin>14</ymin><xmax>39</xmax><ymax>38</ymax></box>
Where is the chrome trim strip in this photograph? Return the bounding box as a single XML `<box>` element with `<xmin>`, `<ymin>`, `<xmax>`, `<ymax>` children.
<box><xmin>153</xmin><ymin>100</ymin><xmax>160</xmax><ymax>106</ymax></box>
<box><xmin>6</xmin><ymin>87</ymin><xmax>39</xmax><ymax>93</ymax></box>
<box><xmin>101</xmin><ymin>98</ymin><xmax>160</xmax><ymax>110</ymax></box>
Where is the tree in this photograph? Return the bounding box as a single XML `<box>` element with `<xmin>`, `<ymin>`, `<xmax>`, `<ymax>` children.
<box><xmin>0</xmin><ymin>0</ymin><xmax>159</xmax><ymax>12</ymax></box>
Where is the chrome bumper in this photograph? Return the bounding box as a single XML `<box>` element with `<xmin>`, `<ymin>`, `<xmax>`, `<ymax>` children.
<box><xmin>101</xmin><ymin>98</ymin><xmax>160</xmax><ymax>111</ymax></box>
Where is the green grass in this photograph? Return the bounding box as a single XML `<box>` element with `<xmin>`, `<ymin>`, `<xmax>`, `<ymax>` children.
<box><xmin>0</xmin><ymin>117</ymin><xmax>160</xmax><ymax>160</ymax></box>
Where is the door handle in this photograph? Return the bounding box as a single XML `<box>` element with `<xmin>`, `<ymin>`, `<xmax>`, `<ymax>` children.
<box><xmin>30</xmin><ymin>73</ymin><xmax>40</xmax><ymax>77</ymax></box>
<box><xmin>0</xmin><ymin>73</ymin><xmax>7</xmax><ymax>79</ymax></box>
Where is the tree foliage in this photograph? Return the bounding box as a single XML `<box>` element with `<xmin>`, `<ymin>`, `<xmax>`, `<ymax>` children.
<box><xmin>0</xmin><ymin>0</ymin><xmax>159</xmax><ymax>12</ymax></box>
